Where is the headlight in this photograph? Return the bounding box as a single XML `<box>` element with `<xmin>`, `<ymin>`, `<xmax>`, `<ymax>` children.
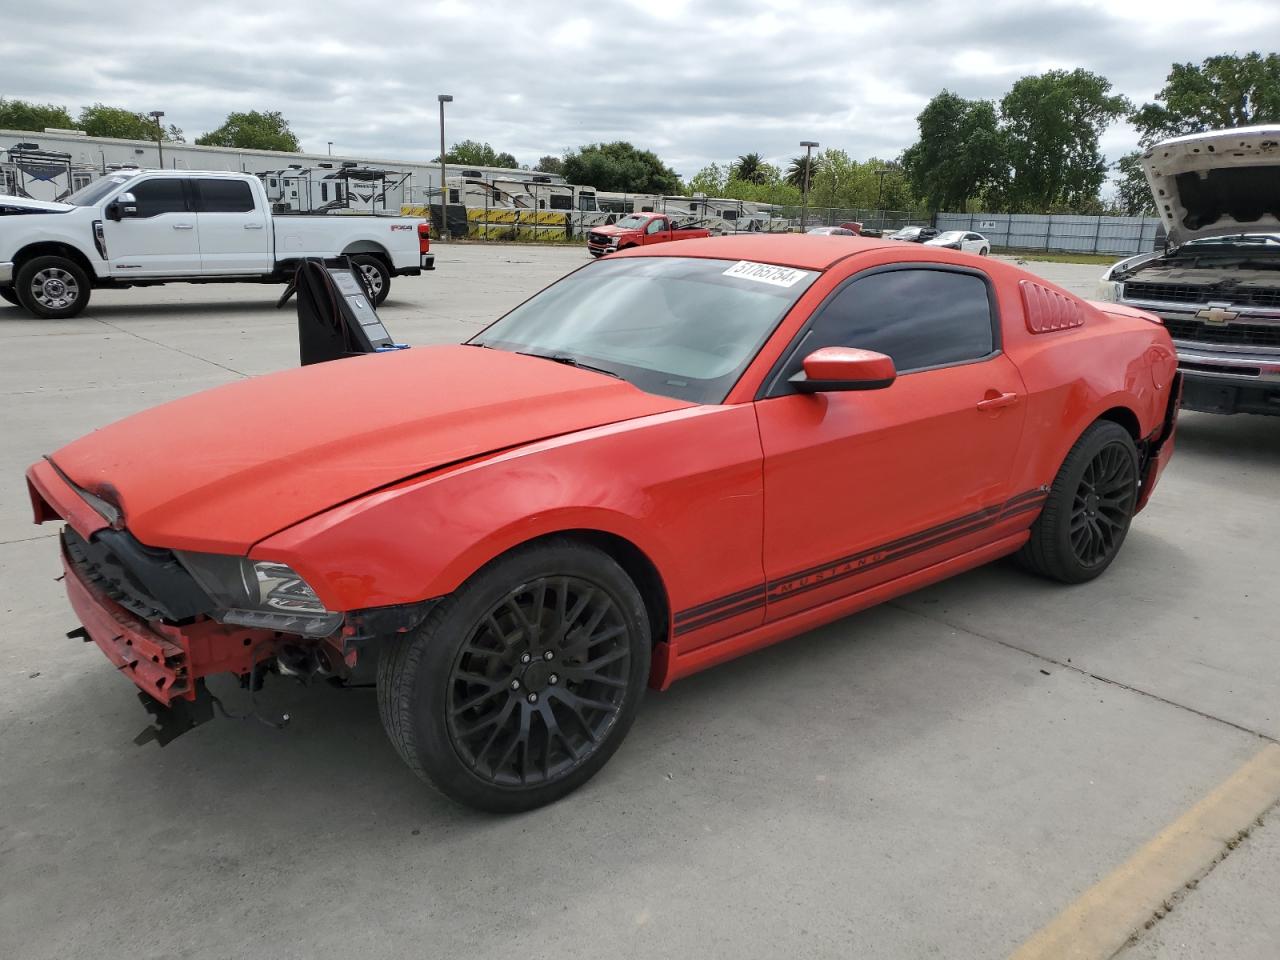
<box><xmin>176</xmin><ymin>552</ymin><xmax>342</xmax><ymax>637</ymax></box>
<box><xmin>1096</xmin><ymin>279</ymin><xmax>1122</xmax><ymax>302</ymax></box>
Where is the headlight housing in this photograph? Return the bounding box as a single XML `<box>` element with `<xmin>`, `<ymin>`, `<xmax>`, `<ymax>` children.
<box><xmin>176</xmin><ymin>552</ymin><xmax>342</xmax><ymax>637</ymax></box>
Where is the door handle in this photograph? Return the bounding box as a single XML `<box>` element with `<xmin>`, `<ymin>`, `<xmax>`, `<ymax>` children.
<box><xmin>243</xmin><ymin>223</ymin><xmax>265</xmax><ymax>230</ymax></box>
<box><xmin>976</xmin><ymin>391</ymin><xmax>1019</xmax><ymax>411</ymax></box>
<box><xmin>172</xmin><ymin>223</ymin><xmax>194</xmax><ymax>230</ymax></box>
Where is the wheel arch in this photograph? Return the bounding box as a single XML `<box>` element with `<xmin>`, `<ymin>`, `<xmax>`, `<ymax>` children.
<box><xmin>13</xmin><ymin>241</ymin><xmax>99</xmax><ymax>280</ymax></box>
<box><xmin>341</xmin><ymin>240</ymin><xmax>392</xmax><ymax>264</ymax></box>
<box><xmin>1095</xmin><ymin>404</ymin><xmax>1142</xmax><ymax>441</ymax></box>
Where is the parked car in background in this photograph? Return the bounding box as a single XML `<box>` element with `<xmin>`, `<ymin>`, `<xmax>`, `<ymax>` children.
<box><xmin>807</xmin><ymin>226</ymin><xmax>857</xmax><ymax>236</ymax></box>
<box><xmin>888</xmin><ymin>225</ymin><xmax>938</xmax><ymax>243</ymax></box>
<box><xmin>0</xmin><ymin>170</ymin><xmax>432</xmax><ymax>318</ymax></box>
<box><xmin>28</xmin><ymin>234</ymin><xmax>1179</xmax><ymax>812</ymax></box>
<box><xmin>925</xmin><ymin>231</ymin><xmax>991</xmax><ymax>255</ymax></box>
<box><xmin>1096</xmin><ymin>125</ymin><xmax>1280</xmax><ymax>416</ymax></box>
<box><xmin>586</xmin><ymin>213</ymin><xmax>712</xmax><ymax>257</ymax></box>
<box><xmin>837</xmin><ymin>221</ymin><xmax>864</xmax><ymax>234</ymax></box>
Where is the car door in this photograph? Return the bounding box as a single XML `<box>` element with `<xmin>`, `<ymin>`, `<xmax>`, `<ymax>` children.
<box><xmin>644</xmin><ymin>217</ymin><xmax>668</xmax><ymax>244</ymax></box>
<box><xmin>101</xmin><ymin>176</ymin><xmax>199</xmax><ymax>277</ymax></box>
<box><xmin>962</xmin><ymin>233</ymin><xmax>986</xmax><ymax>254</ymax></box>
<box><xmin>192</xmin><ymin>178</ymin><xmax>272</xmax><ymax>274</ymax></box>
<box><xmin>754</xmin><ymin>264</ymin><xmax>1029</xmax><ymax>622</ymax></box>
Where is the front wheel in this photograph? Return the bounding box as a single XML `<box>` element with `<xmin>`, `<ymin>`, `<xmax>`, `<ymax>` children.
<box><xmin>349</xmin><ymin>254</ymin><xmax>391</xmax><ymax>306</ymax></box>
<box><xmin>1017</xmin><ymin>420</ymin><xmax>1139</xmax><ymax>583</ymax></box>
<box><xmin>377</xmin><ymin>539</ymin><xmax>651</xmax><ymax>812</ymax></box>
<box><xmin>15</xmin><ymin>256</ymin><xmax>91</xmax><ymax>319</ymax></box>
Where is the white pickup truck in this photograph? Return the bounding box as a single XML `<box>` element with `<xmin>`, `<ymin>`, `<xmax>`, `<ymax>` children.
<box><xmin>0</xmin><ymin>169</ymin><xmax>434</xmax><ymax>318</ymax></box>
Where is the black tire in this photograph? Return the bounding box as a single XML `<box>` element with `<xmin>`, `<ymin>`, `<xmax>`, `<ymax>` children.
<box><xmin>377</xmin><ymin>538</ymin><xmax>651</xmax><ymax>812</ymax></box>
<box><xmin>0</xmin><ymin>287</ymin><xmax>18</xmax><ymax>306</ymax></box>
<box><xmin>349</xmin><ymin>254</ymin><xmax>391</xmax><ymax>306</ymax></box>
<box><xmin>1017</xmin><ymin>420</ymin><xmax>1139</xmax><ymax>584</ymax></box>
<box><xmin>15</xmin><ymin>255</ymin><xmax>91</xmax><ymax>319</ymax></box>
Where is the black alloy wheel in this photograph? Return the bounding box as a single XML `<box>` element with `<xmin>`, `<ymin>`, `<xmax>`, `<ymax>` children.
<box><xmin>1069</xmin><ymin>441</ymin><xmax>1137</xmax><ymax>568</ymax></box>
<box><xmin>446</xmin><ymin>576</ymin><xmax>631</xmax><ymax>787</ymax></box>
<box><xmin>1017</xmin><ymin>420</ymin><xmax>1140</xmax><ymax>584</ymax></box>
<box><xmin>377</xmin><ymin>539</ymin><xmax>650</xmax><ymax>812</ymax></box>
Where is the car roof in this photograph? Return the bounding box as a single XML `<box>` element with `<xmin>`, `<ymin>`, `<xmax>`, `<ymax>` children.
<box><xmin>128</xmin><ymin>169</ymin><xmax>249</xmax><ymax>178</ymax></box>
<box><xmin>612</xmin><ymin>234</ymin><xmax>895</xmax><ymax>270</ymax></box>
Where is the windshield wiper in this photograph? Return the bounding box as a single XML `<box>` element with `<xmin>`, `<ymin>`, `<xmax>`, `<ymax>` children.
<box><xmin>516</xmin><ymin>350</ymin><xmax>622</xmax><ymax>379</ymax></box>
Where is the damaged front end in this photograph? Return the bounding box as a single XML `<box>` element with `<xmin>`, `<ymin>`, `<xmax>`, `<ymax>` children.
<box><xmin>27</xmin><ymin>458</ymin><xmax>423</xmax><ymax>746</ymax></box>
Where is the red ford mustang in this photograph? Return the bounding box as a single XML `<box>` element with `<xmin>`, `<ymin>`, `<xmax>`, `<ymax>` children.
<box><xmin>26</xmin><ymin>236</ymin><xmax>1179</xmax><ymax>811</ymax></box>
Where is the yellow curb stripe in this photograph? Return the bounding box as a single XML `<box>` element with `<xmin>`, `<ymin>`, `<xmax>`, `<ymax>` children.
<box><xmin>1010</xmin><ymin>742</ymin><xmax>1280</xmax><ymax>960</ymax></box>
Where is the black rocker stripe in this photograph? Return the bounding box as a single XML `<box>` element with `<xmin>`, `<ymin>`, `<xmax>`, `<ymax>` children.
<box><xmin>672</xmin><ymin>488</ymin><xmax>1046</xmax><ymax>636</ymax></box>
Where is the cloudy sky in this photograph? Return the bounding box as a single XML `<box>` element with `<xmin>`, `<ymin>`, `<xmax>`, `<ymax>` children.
<box><xmin>4</xmin><ymin>0</ymin><xmax>1277</xmax><ymax>177</ymax></box>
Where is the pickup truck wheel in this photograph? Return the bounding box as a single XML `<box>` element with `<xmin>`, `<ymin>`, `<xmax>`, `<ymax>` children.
<box><xmin>376</xmin><ymin>539</ymin><xmax>651</xmax><ymax>812</ymax></box>
<box><xmin>350</xmin><ymin>255</ymin><xmax>390</xmax><ymax>306</ymax></box>
<box><xmin>0</xmin><ymin>287</ymin><xmax>18</xmax><ymax>306</ymax></box>
<box><xmin>1017</xmin><ymin>421</ymin><xmax>1139</xmax><ymax>584</ymax></box>
<box><xmin>15</xmin><ymin>256</ymin><xmax>91</xmax><ymax>319</ymax></box>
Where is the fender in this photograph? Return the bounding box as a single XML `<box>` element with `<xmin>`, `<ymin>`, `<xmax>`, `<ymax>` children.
<box><xmin>253</xmin><ymin>404</ymin><xmax>768</xmax><ymax>640</ymax></box>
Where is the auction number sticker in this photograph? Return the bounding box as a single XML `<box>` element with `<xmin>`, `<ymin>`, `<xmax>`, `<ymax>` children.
<box><xmin>722</xmin><ymin>261</ymin><xmax>811</xmax><ymax>287</ymax></box>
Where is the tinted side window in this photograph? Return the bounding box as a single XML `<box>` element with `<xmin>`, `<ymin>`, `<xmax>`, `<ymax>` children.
<box><xmin>195</xmin><ymin>179</ymin><xmax>255</xmax><ymax>213</ymax></box>
<box><xmin>790</xmin><ymin>268</ymin><xmax>995</xmax><ymax>378</ymax></box>
<box><xmin>130</xmin><ymin>179</ymin><xmax>188</xmax><ymax>217</ymax></box>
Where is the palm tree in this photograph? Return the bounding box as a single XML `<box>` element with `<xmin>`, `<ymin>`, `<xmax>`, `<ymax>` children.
<box><xmin>731</xmin><ymin>152</ymin><xmax>767</xmax><ymax>184</ymax></box>
<box><xmin>786</xmin><ymin>154</ymin><xmax>821</xmax><ymax>188</ymax></box>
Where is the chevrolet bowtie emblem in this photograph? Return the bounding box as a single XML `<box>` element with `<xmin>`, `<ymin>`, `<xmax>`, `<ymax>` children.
<box><xmin>1196</xmin><ymin>303</ymin><xmax>1238</xmax><ymax>326</ymax></box>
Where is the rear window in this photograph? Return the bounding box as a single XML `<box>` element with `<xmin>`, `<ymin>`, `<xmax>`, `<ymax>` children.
<box><xmin>194</xmin><ymin>179</ymin><xmax>255</xmax><ymax>213</ymax></box>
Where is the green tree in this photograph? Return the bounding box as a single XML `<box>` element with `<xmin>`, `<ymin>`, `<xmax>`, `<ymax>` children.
<box><xmin>534</xmin><ymin>155</ymin><xmax>564</xmax><ymax>175</ymax></box>
<box><xmin>196</xmin><ymin>111</ymin><xmax>298</xmax><ymax>151</ymax></box>
<box><xmin>0</xmin><ymin>98</ymin><xmax>76</xmax><ymax>132</ymax></box>
<box><xmin>785</xmin><ymin>154</ymin><xmax>821</xmax><ymax>189</ymax></box>
<box><xmin>1131</xmin><ymin>52</ymin><xmax>1280</xmax><ymax>146</ymax></box>
<box><xmin>901</xmin><ymin>90</ymin><xmax>1005</xmax><ymax>211</ymax></box>
<box><xmin>433</xmin><ymin>139</ymin><xmax>518</xmax><ymax>168</ymax></box>
<box><xmin>999</xmin><ymin>69</ymin><xmax>1129</xmax><ymax>211</ymax></box>
<box><xmin>1112</xmin><ymin>151</ymin><xmax>1156</xmax><ymax>216</ymax></box>
<box><xmin>79</xmin><ymin>104</ymin><xmax>184</xmax><ymax>142</ymax></box>
<box><xmin>731</xmin><ymin>152</ymin><xmax>767</xmax><ymax>184</ymax></box>
<box><xmin>562</xmin><ymin>141</ymin><xmax>682</xmax><ymax>194</ymax></box>
<box><xmin>687</xmin><ymin>162</ymin><xmax>727</xmax><ymax>195</ymax></box>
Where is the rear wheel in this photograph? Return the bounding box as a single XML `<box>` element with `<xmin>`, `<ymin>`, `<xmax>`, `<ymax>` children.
<box><xmin>1017</xmin><ymin>421</ymin><xmax>1139</xmax><ymax>583</ymax></box>
<box><xmin>350</xmin><ymin>254</ymin><xmax>391</xmax><ymax>306</ymax></box>
<box><xmin>377</xmin><ymin>539</ymin><xmax>651</xmax><ymax>812</ymax></box>
<box><xmin>15</xmin><ymin>255</ymin><xmax>91</xmax><ymax>319</ymax></box>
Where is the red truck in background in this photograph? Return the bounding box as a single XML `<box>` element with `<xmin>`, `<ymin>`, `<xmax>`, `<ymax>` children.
<box><xmin>587</xmin><ymin>213</ymin><xmax>712</xmax><ymax>257</ymax></box>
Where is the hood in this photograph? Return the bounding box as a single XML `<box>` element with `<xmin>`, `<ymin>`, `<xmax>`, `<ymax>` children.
<box><xmin>0</xmin><ymin>193</ymin><xmax>75</xmax><ymax>214</ymax></box>
<box><xmin>591</xmin><ymin>224</ymin><xmax>631</xmax><ymax>236</ymax></box>
<box><xmin>1143</xmin><ymin>126</ymin><xmax>1280</xmax><ymax>246</ymax></box>
<box><xmin>49</xmin><ymin>344</ymin><xmax>691</xmax><ymax>552</ymax></box>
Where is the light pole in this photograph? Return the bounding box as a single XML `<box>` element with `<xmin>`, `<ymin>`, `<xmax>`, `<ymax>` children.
<box><xmin>874</xmin><ymin>168</ymin><xmax>890</xmax><ymax>231</ymax></box>
<box><xmin>327</xmin><ymin>141</ymin><xmax>333</xmax><ymax>156</ymax></box>
<box><xmin>437</xmin><ymin>94</ymin><xmax>453</xmax><ymax>239</ymax></box>
<box><xmin>799</xmin><ymin>140</ymin><xmax>818</xmax><ymax>231</ymax></box>
<box><xmin>149</xmin><ymin>110</ymin><xmax>165</xmax><ymax>169</ymax></box>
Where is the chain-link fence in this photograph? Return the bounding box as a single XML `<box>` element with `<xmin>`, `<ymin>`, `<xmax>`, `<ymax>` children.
<box><xmin>935</xmin><ymin>212</ymin><xmax>1163</xmax><ymax>256</ymax></box>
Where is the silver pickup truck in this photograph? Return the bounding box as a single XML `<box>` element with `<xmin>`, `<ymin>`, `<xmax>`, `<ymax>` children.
<box><xmin>1096</xmin><ymin>126</ymin><xmax>1280</xmax><ymax>416</ymax></box>
<box><xmin>0</xmin><ymin>169</ymin><xmax>433</xmax><ymax>318</ymax></box>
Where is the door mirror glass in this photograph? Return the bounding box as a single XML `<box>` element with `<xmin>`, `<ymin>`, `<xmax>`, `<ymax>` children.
<box><xmin>790</xmin><ymin>347</ymin><xmax>896</xmax><ymax>393</ymax></box>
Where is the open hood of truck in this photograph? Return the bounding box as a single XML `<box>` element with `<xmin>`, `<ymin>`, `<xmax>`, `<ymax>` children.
<box><xmin>46</xmin><ymin>345</ymin><xmax>691</xmax><ymax>553</ymax></box>
<box><xmin>1143</xmin><ymin>126</ymin><xmax>1280</xmax><ymax>247</ymax></box>
<box><xmin>0</xmin><ymin>193</ymin><xmax>75</xmax><ymax>214</ymax></box>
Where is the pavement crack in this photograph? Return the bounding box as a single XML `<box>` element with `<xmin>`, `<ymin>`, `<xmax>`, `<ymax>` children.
<box><xmin>91</xmin><ymin>318</ymin><xmax>249</xmax><ymax>378</ymax></box>
<box><xmin>0</xmin><ymin>532</ymin><xmax>58</xmax><ymax>546</ymax></box>
<box><xmin>890</xmin><ymin>601</ymin><xmax>1278</xmax><ymax>745</ymax></box>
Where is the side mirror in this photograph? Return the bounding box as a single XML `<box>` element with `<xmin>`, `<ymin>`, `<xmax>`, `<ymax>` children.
<box><xmin>107</xmin><ymin>192</ymin><xmax>138</xmax><ymax>221</ymax></box>
<box><xmin>790</xmin><ymin>347</ymin><xmax>896</xmax><ymax>393</ymax></box>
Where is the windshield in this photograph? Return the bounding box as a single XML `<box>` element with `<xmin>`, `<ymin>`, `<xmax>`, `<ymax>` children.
<box><xmin>893</xmin><ymin>227</ymin><xmax>920</xmax><ymax>238</ymax></box>
<box><xmin>615</xmin><ymin>215</ymin><xmax>649</xmax><ymax>229</ymax></box>
<box><xmin>470</xmin><ymin>256</ymin><xmax>818</xmax><ymax>403</ymax></box>
<box><xmin>66</xmin><ymin>175</ymin><xmax>133</xmax><ymax>206</ymax></box>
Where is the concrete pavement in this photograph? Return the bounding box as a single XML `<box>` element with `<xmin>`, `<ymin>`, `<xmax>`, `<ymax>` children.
<box><xmin>1</xmin><ymin>244</ymin><xmax>1275</xmax><ymax>959</ymax></box>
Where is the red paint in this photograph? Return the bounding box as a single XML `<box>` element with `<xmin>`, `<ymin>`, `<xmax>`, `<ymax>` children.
<box><xmin>30</xmin><ymin>234</ymin><xmax>1177</xmax><ymax>703</ymax></box>
<box><xmin>586</xmin><ymin>213</ymin><xmax>712</xmax><ymax>256</ymax></box>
